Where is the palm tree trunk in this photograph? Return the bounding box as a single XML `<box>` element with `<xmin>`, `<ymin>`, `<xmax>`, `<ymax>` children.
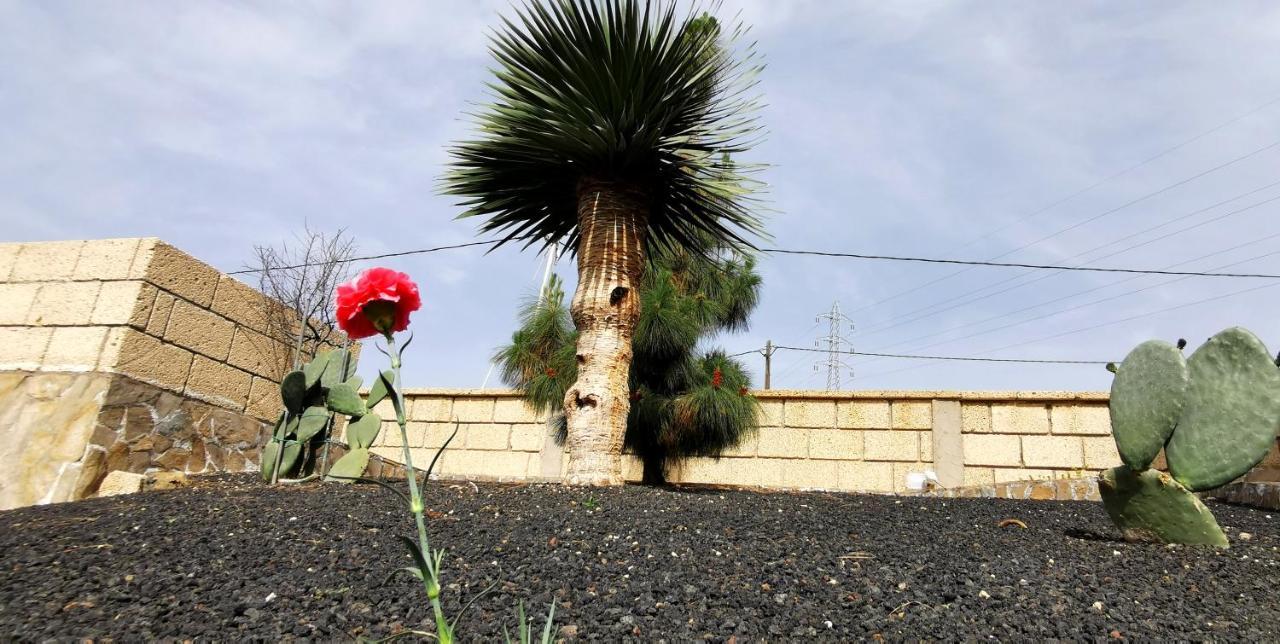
<box><xmin>563</xmin><ymin>177</ymin><xmax>648</xmax><ymax>485</ymax></box>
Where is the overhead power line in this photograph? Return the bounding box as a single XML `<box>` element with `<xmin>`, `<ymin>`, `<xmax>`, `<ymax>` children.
<box><xmin>846</xmin><ymin>96</ymin><xmax>1280</xmax><ymax>316</ymax></box>
<box><xmin>769</xmin><ymin>344</ymin><xmax>1109</xmax><ymax>365</ymax></box>
<box><xmin>758</xmin><ymin>248</ymin><xmax>1280</xmax><ymax>279</ymax></box>
<box><xmin>232</xmin><ymin>239</ymin><xmax>496</xmax><ymax>275</ymax></box>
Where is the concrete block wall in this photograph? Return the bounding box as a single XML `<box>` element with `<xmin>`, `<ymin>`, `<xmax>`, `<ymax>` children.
<box><xmin>0</xmin><ymin>238</ymin><xmax>343</xmax><ymax>508</ymax></box>
<box><xmin>379</xmin><ymin>389</ymin><xmax>1133</xmax><ymax>493</ymax></box>
<box><xmin>0</xmin><ymin>238</ymin><xmax>332</xmax><ymax>421</ymax></box>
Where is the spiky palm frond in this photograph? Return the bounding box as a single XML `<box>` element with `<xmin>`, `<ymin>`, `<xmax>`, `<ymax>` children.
<box><xmin>443</xmin><ymin>0</ymin><xmax>767</xmax><ymax>256</ymax></box>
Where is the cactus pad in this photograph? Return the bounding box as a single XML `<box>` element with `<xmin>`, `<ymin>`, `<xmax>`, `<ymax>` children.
<box><xmin>324</xmin><ymin>448</ymin><xmax>371</xmax><ymax>483</ymax></box>
<box><xmin>260</xmin><ymin>441</ymin><xmax>303</xmax><ymax>482</ymax></box>
<box><xmin>1109</xmin><ymin>340</ymin><xmax>1188</xmax><ymax>470</ymax></box>
<box><xmin>1098</xmin><ymin>466</ymin><xmax>1227</xmax><ymax>547</ymax></box>
<box><xmin>346</xmin><ymin>413</ymin><xmax>382</xmax><ymax>449</ymax></box>
<box><xmin>320</xmin><ymin>349</ymin><xmax>352</xmax><ymax>388</ymax></box>
<box><xmin>326</xmin><ymin>383</ymin><xmax>367</xmax><ymax>417</ymax></box>
<box><xmin>295</xmin><ymin>406</ymin><xmax>332</xmax><ymax>443</ymax></box>
<box><xmin>1166</xmin><ymin>327</ymin><xmax>1280</xmax><ymax>491</ymax></box>
<box><xmin>280</xmin><ymin>370</ymin><xmax>308</xmax><ymax>414</ymax></box>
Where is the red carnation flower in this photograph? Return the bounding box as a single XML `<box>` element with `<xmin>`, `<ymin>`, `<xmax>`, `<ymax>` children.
<box><xmin>334</xmin><ymin>267</ymin><xmax>421</xmax><ymax>339</ymax></box>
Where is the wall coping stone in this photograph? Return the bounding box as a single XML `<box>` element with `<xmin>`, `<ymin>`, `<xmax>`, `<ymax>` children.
<box><xmin>394</xmin><ymin>388</ymin><xmax>1110</xmax><ymax>402</ymax></box>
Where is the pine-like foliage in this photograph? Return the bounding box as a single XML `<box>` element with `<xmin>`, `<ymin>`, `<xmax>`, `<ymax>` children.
<box><xmin>495</xmin><ymin>247</ymin><xmax>761</xmax><ymax>483</ymax></box>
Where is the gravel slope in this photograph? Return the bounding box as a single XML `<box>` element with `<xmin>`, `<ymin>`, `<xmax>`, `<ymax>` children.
<box><xmin>1</xmin><ymin>475</ymin><xmax>1276</xmax><ymax>641</ymax></box>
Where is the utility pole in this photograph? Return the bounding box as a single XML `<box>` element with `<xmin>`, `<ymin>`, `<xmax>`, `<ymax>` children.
<box><xmin>762</xmin><ymin>339</ymin><xmax>775</xmax><ymax>389</ymax></box>
<box><xmin>814</xmin><ymin>301</ymin><xmax>855</xmax><ymax>390</ymax></box>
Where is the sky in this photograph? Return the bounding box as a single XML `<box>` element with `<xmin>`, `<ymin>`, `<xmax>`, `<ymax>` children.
<box><xmin>2</xmin><ymin>1</ymin><xmax>1279</xmax><ymax>391</ymax></box>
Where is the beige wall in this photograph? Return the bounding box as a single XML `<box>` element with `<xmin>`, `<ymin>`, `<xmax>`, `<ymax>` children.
<box><xmin>368</xmin><ymin>388</ymin><xmax>1135</xmax><ymax>493</ymax></box>
<box><xmin>0</xmin><ymin>238</ymin><xmax>336</xmax><ymax>508</ymax></box>
<box><xmin>0</xmin><ymin>238</ymin><xmax>332</xmax><ymax>421</ymax></box>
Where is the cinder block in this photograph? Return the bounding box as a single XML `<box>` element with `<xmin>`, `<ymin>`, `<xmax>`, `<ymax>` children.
<box><xmin>678</xmin><ymin>457</ymin><xmax>742</xmax><ymax>484</ymax></box>
<box><xmin>90</xmin><ymin>281</ymin><xmax>152</xmax><ymax>327</ymax></box>
<box><xmin>494</xmin><ymin>398</ymin><xmax>540</xmax><ymax>423</ymax></box>
<box><xmin>962</xmin><ymin>434</ymin><xmax>1021</xmax><ymax>467</ymax></box>
<box><xmin>837</xmin><ymin>400</ymin><xmax>890</xmax><ymax>429</ymax></box>
<box><xmin>510</xmin><ymin>423</ymin><xmax>548</xmax><ymax>452</ymax></box>
<box><xmin>720</xmin><ymin>432</ymin><xmax>758</xmax><ymax>458</ymax></box>
<box><xmin>891</xmin><ymin>401</ymin><xmax>932</xmax><ymax>429</ymax></box>
<box><xmin>100</xmin><ymin>327</ymin><xmax>193</xmax><ymax>393</ymax></box>
<box><xmin>245</xmin><ymin>376</ymin><xmax>283</xmax><ymax>421</ymax></box>
<box><xmin>961</xmin><ymin>403</ymin><xmax>991</xmax><ymax>433</ymax></box>
<box><xmin>370</xmin><ymin>446</ymin><xmax>403</xmax><ymax>464</ymax></box>
<box><xmin>621</xmin><ymin>455</ymin><xmax>644</xmax><ymax>482</ymax></box>
<box><xmin>410</xmin><ymin>396</ymin><xmax>454</xmax><ymax>422</ymax></box>
<box><xmin>0</xmin><ymin>243</ymin><xmax>20</xmax><ymax>281</ymax></box>
<box><xmin>438</xmin><ymin>449</ymin><xmax>529</xmax><ymax>479</ymax></box>
<box><xmin>422</xmin><ymin>422</ymin><xmax>462</xmax><ymax>449</ymax></box>
<box><xmin>1082</xmin><ymin>436</ymin><xmax>1122</xmax><ymax>469</ymax></box>
<box><xmin>141</xmin><ymin>242</ymin><xmax>221</xmax><ymax>307</ymax></box>
<box><xmin>209</xmin><ymin>275</ymin><xmax>272</xmax><ymax>328</ymax></box>
<box><xmin>465</xmin><ymin>423</ymin><xmax>510</xmax><ymax>450</ymax></box>
<box><xmin>783</xmin><ymin>459</ymin><xmax>839</xmax><ymax>490</ymax></box>
<box><xmin>757</xmin><ymin>400</ymin><xmax>783</xmax><ymax>426</ymax></box>
<box><xmin>0</xmin><ymin>283</ymin><xmax>41</xmax><ymax>325</ymax></box>
<box><xmin>837</xmin><ymin>461</ymin><xmax>894</xmax><ymax>492</ymax></box>
<box><xmin>452</xmin><ymin>397</ymin><xmax>495</xmax><ymax>423</ymax></box>
<box><xmin>74</xmin><ymin>238</ymin><xmax>143</xmax><ymax>280</ymax></box>
<box><xmin>10</xmin><ymin>240</ymin><xmax>84</xmax><ymax>281</ymax></box>
<box><xmin>146</xmin><ymin>290</ymin><xmax>176</xmax><ymax>336</ymax></box>
<box><xmin>808</xmin><ymin>429</ymin><xmax>862</xmax><ymax>460</ymax></box>
<box><xmin>41</xmin><ymin>326</ymin><xmax>109</xmax><ymax>371</ymax></box>
<box><xmin>1021</xmin><ymin>435</ymin><xmax>1083</xmax><ymax>468</ymax></box>
<box><xmin>749</xmin><ymin>458</ymin><xmax>787</xmax><ymax>487</ymax></box>
<box><xmin>227</xmin><ymin>326</ymin><xmax>289</xmax><ymax>379</ymax></box>
<box><xmin>164</xmin><ymin>299</ymin><xmax>235</xmax><ymax>361</ymax></box>
<box><xmin>991</xmin><ymin>403</ymin><xmax>1050</xmax><ymax>434</ymax></box>
<box><xmin>863</xmin><ymin>430</ymin><xmax>918</xmax><ymax>462</ymax></box>
<box><xmin>27</xmin><ymin>282</ymin><xmax>101</xmax><ymax>326</ymax></box>
<box><xmin>784</xmin><ymin>400</ymin><xmax>836</xmax><ymax>428</ymax></box>
<box><xmin>0</xmin><ymin>327</ymin><xmax>52</xmax><ymax>370</ymax></box>
<box><xmin>1050</xmin><ymin>404</ymin><xmax>1112</xmax><ymax>435</ymax></box>
<box><xmin>756</xmin><ymin>427</ymin><xmax>808</xmax><ymax>458</ymax></box>
<box><xmin>963</xmin><ymin>467</ymin><xmax>995</xmax><ymax>487</ymax></box>
<box><xmin>185</xmin><ymin>355</ymin><xmax>253</xmax><ymax>410</ymax></box>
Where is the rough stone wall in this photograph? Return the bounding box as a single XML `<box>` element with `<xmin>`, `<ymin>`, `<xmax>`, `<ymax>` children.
<box><xmin>384</xmin><ymin>388</ymin><xmax>1279</xmax><ymax>493</ymax></box>
<box><xmin>0</xmin><ymin>238</ymin><xmax>343</xmax><ymax>508</ymax></box>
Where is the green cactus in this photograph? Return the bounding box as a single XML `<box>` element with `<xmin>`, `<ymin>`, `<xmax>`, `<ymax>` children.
<box><xmin>1099</xmin><ymin>327</ymin><xmax>1280</xmax><ymax>547</ymax></box>
<box><xmin>1165</xmin><ymin>327</ymin><xmax>1280</xmax><ymax>491</ymax></box>
<box><xmin>1098</xmin><ymin>467</ymin><xmax>1227</xmax><ymax>547</ymax></box>
<box><xmin>1109</xmin><ymin>340</ymin><xmax>1188</xmax><ymax>470</ymax></box>
<box><xmin>325</xmin><ymin>448</ymin><xmax>371</xmax><ymax>483</ymax></box>
<box><xmin>260</xmin><ymin>347</ymin><xmax>383</xmax><ymax>482</ymax></box>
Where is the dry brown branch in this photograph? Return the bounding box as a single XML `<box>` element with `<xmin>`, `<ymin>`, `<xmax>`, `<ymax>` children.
<box><xmin>246</xmin><ymin>224</ymin><xmax>357</xmax><ymax>377</ymax></box>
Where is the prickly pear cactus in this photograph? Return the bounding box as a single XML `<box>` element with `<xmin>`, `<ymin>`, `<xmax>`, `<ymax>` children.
<box><xmin>261</xmin><ymin>347</ymin><xmax>383</xmax><ymax>482</ymax></box>
<box><xmin>1109</xmin><ymin>340</ymin><xmax>1187</xmax><ymax>470</ymax></box>
<box><xmin>1098</xmin><ymin>467</ymin><xmax>1227</xmax><ymax>547</ymax></box>
<box><xmin>1165</xmin><ymin>327</ymin><xmax>1280</xmax><ymax>491</ymax></box>
<box><xmin>1099</xmin><ymin>327</ymin><xmax>1280</xmax><ymax>547</ymax></box>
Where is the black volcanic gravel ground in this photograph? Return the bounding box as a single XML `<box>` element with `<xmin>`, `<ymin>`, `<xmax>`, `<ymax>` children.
<box><xmin>2</xmin><ymin>475</ymin><xmax>1278</xmax><ymax>642</ymax></box>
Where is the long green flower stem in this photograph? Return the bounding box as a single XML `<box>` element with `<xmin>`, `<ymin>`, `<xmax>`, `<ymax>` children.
<box><xmin>385</xmin><ymin>332</ymin><xmax>452</xmax><ymax>643</ymax></box>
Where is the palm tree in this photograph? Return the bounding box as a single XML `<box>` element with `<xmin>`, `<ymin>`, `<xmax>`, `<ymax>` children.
<box><xmin>495</xmin><ymin>244</ymin><xmax>762</xmax><ymax>483</ymax></box>
<box><xmin>444</xmin><ymin>1</ymin><xmax>766</xmax><ymax>485</ymax></box>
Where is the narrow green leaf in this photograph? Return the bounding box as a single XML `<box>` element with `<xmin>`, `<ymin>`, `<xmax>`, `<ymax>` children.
<box><xmin>367</xmin><ymin>369</ymin><xmax>396</xmax><ymax>408</ymax></box>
